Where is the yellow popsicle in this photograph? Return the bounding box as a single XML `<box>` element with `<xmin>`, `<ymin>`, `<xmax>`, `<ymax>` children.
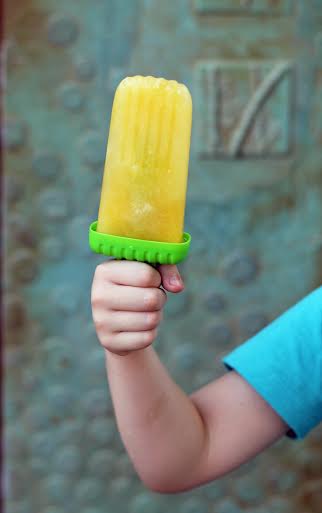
<box><xmin>97</xmin><ymin>76</ymin><xmax>192</xmax><ymax>243</ymax></box>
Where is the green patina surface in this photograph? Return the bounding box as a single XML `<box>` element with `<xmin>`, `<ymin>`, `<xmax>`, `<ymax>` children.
<box><xmin>4</xmin><ymin>1</ymin><xmax>322</xmax><ymax>512</ymax></box>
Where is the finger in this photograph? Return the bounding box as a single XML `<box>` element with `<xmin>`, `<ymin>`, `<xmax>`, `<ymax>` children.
<box><xmin>158</xmin><ymin>264</ymin><xmax>184</xmax><ymax>293</ymax></box>
<box><xmin>101</xmin><ymin>329</ymin><xmax>158</xmax><ymax>353</ymax></box>
<box><xmin>95</xmin><ymin>260</ymin><xmax>162</xmax><ymax>288</ymax></box>
<box><xmin>97</xmin><ymin>310</ymin><xmax>163</xmax><ymax>333</ymax></box>
<box><xmin>95</xmin><ymin>284</ymin><xmax>167</xmax><ymax>312</ymax></box>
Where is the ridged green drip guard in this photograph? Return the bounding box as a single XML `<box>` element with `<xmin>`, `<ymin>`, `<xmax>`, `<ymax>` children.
<box><xmin>89</xmin><ymin>221</ymin><xmax>191</xmax><ymax>264</ymax></box>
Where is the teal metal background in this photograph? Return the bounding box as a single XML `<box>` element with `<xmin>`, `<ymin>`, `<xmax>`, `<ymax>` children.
<box><xmin>4</xmin><ymin>1</ymin><xmax>322</xmax><ymax>512</ymax></box>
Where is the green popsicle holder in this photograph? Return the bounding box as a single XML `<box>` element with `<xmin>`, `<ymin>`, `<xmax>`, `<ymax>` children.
<box><xmin>89</xmin><ymin>221</ymin><xmax>191</xmax><ymax>264</ymax></box>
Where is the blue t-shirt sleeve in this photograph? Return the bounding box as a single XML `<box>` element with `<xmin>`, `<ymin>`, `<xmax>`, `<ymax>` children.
<box><xmin>223</xmin><ymin>287</ymin><xmax>322</xmax><ymax>439</ymax></box>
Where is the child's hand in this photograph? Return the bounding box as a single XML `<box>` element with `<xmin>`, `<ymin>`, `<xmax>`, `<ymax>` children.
<box><xmin>91</xmin><ymin>260</ymin><xmax>184</xmax><ymax>355</ymax></box>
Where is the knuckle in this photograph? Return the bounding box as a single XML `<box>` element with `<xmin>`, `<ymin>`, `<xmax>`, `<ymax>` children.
<box><xmin>94</xmin><ymin>262</ymin><xmax>116</xmax><ymax>285</ymax></box>
<box><xmin>144</xmin><ymin>290</ymin><xmax>161</xmax><ymax>310</ymax></box>
<box><xmin>114</xmin><ymin>313</ymin><xmax>131</xmax><ymax>332</ymax></box>
<box><xmin>140</xmin><ymin>266</ymin><xmax>158</xmax><ymax>287</ymax></box>
<box><xmin>93</xmin><ymin>310</ymin><xmax>113</xmax><ymax>333</ymax></box>
<box><xmin>143</xmin><ymin>329</ymin><xmax>157</xmax><ymax>345</ymax></box>
<box><xmin>146</xmin><ymin>311</ymin><xmax>160</xmax><ymax>329</ymax></box>
<box><xmin>98</xmin><ymin>333</ymin><xmax>114</xmax><ymax>350</ymax></box>
<box><xmin>91</xmin><ymin>292</ymin><xmax>102</xmax><ymax>309</ymax></box>
<box><xmin>94</xmin><ymin>263</ymin><xmax>107</xmax><ymax>280</ymax></box>
<box><xmin>91</xmin><ymin>286</ymin><xmax>115</xmax><ymax>311</ymax></box>
<box><xmin>93</xmin><ymin>316</ymin><xmax>107</xmax><ymax>332</ymax></box>
<box><xmin>108</xmin><ymin>334</ymin><xmax>134</xmax><ymax>355</ymax></box>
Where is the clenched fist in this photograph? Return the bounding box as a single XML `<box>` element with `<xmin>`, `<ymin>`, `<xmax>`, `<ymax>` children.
<box><xmin>91</xmin><ymin>260</ymin><xmax>184</xmax><ymax>355</ymax></box>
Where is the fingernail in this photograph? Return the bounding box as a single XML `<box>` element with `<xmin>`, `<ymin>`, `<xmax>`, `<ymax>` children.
<box><xmin>169</xmin><ymin>275</ymin><xmax>181</xmax><ymax>286</ymax></box>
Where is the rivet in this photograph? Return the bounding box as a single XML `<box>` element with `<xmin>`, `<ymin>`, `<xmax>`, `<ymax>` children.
<box><xmin>224</xmin><ymin>251</ymin><xmax>259</xmax><ymax>286</ymax></box>
<box><xmin>239</xmin><ymin>311</ymin><xmax>268</xmax><ymax>338</ymax></box>
<box><xmin>54</xmin><ymin>445</ymin><xmax>81</xmax><ymax>474</ymax></box>
<box><xmin>59</xmin><ymin>82</ymin><xmax>84</xmax><ymax>111</ymax></box>
<box><xmin>6</xmin><ymin>177</ymin><xmax>23</xmax><ymax>203</ymax></box>
<box><xmin>9</xmin><ymin>214</ymin><xmax>37</xmax><ymax>248</ymax></box>
<box><xmin>4</xmin><ymin>119</ymin><xmax>27</xmax><ymax>150</ymax></box>
<box><xmin>173</xmin><ymin>344</ymin><xmax>200</xmax><ymax>371</ymax></box>
<box><xmin>79</xmin><ymin>131</ymin><xmax>105</xmax><ymax>167</ymax></box>
<box><xmin>47</xmin><ymin>14</ymin><xmax>78</xmax><ymax>47</ymax></box>
<box><xmin>40</xmin><ymin>237</ymin><xmax>64</xmax><ymax>261</ymax></box>
<box><xmin>51</xmin><ymin>284</ymin><xmax>81</xmax><ymax>314</ymax></box>
<box><xmin>204</xmin><ymin>292</ymin><xmax>227</xmax><ymax>313</ymax></box>
<box><xmin>75</xmin><ymin>56</ymin><xmax>96</xmax><ymax>81</ymax></box>
<box><xmin>83</xmin><ymin>388</ymin><xmax>112</xmax><ymax>416</ymax></box>
<box><xmin>166</xmin><ymin>291</ymin><xmax>191</xmax><ymax>317</ymax></box>
<box><xmin>87</xmin><ymin>449</ymin><xmax>115</xmax><ymax>478</ymax></box>
<box><xmin>5</xmin><ymin>294</ymin><xmax>26</xmax><ymax>330</ymax></box>
<box><xmin>32</xmin><ymin>153</ymin><xmax>62</xmax><ymax>179</ymax></box>
<box><xmin>108</xmin><ymin>476</ymin><xmax>132</xmax><ymax>495</ymax></box>
<box><xmin>10</xmin><ymin>248</ymin><xmax>38</xmax><ymax>283</ymax></box>
<box><xmin>87</xmin><ymin>417</ymin><xmax>115</xmax><ymax>446</ymax></box>
<box><xmin>206</xmin><ymin>321</ymin><xmax>233</xmax><ymax>346</ymax></box>
<box><xmin>130</xmin><ymin>493</ymin><xmax>162</xmax><ymax>513</ymax></box>
<box><xmin>75</xmin><ymin>479</ymin><xmax>103</xmax><ymax>504</ymax></box>
<box><xmin>43</xmin><ymin>474</ymin><xmax>72</xmax><ymax>502</ymax></box>
<box><xmin>38</xmin><ymin>188</ymin><xmax>68</xmax><ymax>220</ymax></box>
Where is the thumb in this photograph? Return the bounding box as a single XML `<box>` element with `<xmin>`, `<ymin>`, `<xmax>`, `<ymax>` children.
<box><xmin>157</xmin><ymin>264</ymin><xmax>184</xmax><ymax>293</ymax></box>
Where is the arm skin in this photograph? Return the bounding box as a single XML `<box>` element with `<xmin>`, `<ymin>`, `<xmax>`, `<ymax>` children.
<box><xmin>92</xmin><ymin>261</ymin><xmax>288</xmax><ymax>494</ymax></box>
<box><xmin>106</xmin><ymin>349</ymin><xmax>287</xmax><ymax>493</ymax></box>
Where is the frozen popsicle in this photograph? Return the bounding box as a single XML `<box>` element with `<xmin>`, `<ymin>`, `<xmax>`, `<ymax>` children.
<box><xmin>89</xmin><ymin>76</ymin><xmax>192</xmax><ymax>264</ymax></box>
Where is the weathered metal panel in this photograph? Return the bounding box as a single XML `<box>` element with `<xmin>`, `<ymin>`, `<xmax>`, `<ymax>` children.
<box><xmin>4</xmin><ymin>1</ymin><xmax>322</xmax><ymax>512</ymax></box>
<box><xmin>194</xmin><ymin>60</ymin><xmax>293</xmax><ymax>157</ymax></box>
<box><xmin>194</xmin><ymin>0</ymin><xmax>293</xmax><ymax>15</ymax></box>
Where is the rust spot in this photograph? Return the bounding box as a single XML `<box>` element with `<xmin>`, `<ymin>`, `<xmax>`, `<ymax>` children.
<box><xmin>296</xmin><ymin>478</ymin><xmax>322</xmax><ymax>512</ymax></box>
<box><xmin>5</xmin><ymin>0</ymin><xmax>48</xmax><ymax>64</ymax></box>
<box><xmin>9</xmin><ymin>214</ymin><xmax>38</xmax><ymax>249</ymax></box>
<box><xmin>284</xmin><ymin>435</ymin><xmax>322</xmax><ymax>513</ymax></box>
<box><xmin>5</xmin><ymin>176</ymin><xmax>23</xmax><ymax>204</ymax></box>
<box><xmin>248</xmin><ymin>193</ymin><xmax>295</xmax><ymax>230</ymax></box>
<box><xmin>9</xmin><ymin>248</ymin><xmax>38</xmax><ymax>284</ymax></box>
<box><xmin>4</xmin><ymin>293</ymin><xmax>27</xmax><ymax>330</ymax></box>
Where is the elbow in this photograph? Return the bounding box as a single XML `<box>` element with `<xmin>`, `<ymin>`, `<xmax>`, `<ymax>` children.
<box><xmin>138</xmin><ymin>470</ymin><xmax>205</xmax><ymax>495</ymax></box>
<box><xmin>130</xmin><ymin>458</ymin><xmax>190</xmax><ymax>494</ymax></box>
<box><xmin>139</xmin><ymin>473</ymin><xmax>183</xmax><ymax>495</ymax></box>
<box><xmin>141</xmin><ymin>469</ymin><xmax>224</xmax><ymax>494</ymax></box>
<box><xmin>125</xmin><ymin>454</ymin><xmax>190</xmax><ymax>494</ymax></box>
<box><xmin>133</xmin><ymin>465</ymin><xmax>187</xmax><ymax>494</ymax></box>
<box><xmin>143</xmin><ymin>481</ymin><xmax>188</xmax><ymax>495</ymax></box>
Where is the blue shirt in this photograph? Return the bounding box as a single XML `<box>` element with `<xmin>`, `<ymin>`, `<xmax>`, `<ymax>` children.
<box><xmin>223</xmin><ymin>287</ymin><xmax>322</xmax><ymax>439</ymax></box>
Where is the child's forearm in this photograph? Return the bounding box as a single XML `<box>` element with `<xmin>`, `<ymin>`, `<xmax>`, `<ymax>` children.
<box><xmin>93</xmin><ymin>261</ymin><xmax>288</xmax><ymax>493</ymax></box>
<box><xmin>106</xmin><ymin>346</ymin><xmax>208</xmax><ymax>493</ymax></box>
